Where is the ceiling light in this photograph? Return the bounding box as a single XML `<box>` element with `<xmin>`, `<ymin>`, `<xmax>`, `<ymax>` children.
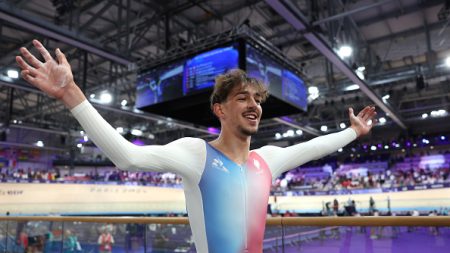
<box><xmin>116</xmin><ymin>127</ymin><xmax>124</xmax><ymax>134</ymax></box>
<box><xmin>370</xmin><ymin>145</ymin><xmax>376</xmax><ymax>151</ymax></box>
<box><xmin>430</xmin><ymin>109</ymin><xmax>448</xmax><ymax>117</ymax></box>
<box><xmin>286</xmin><ymin>129</ymin><xmax>295</xmax><ymax>137</ymax></box>
<box><xmin>89</xmin><ymin>94</ymin><xmax>95</xmax><ymax>99</ymax></box>
<box><xmin>295</xmin><ymin>130</ymin><xmax>303</xmax><ymax>136</ymax></box>
<box><xmin>131</xmin><ymin>129</ymin><xmax>143</xmax><ymax>136</ymax></box>
<box><xmin>338</xmin><ymin>148</ymin><xmax>343</xmax><ymax>152</ymax></box>
<box><xmin>7</xmin><ymin>69</ymin><xmax>19</xmax><ymax>79</ymax></box>
<box><xmin>446</xmin><ymin>56</ymin><xmax>450</xmax><ymax>67</ymax></box>
<box><xmin>339</xmin><ymin>122</ymin><xmax>346</xmax><ymax>129</ymax></box>
<box><xmin>36</xmin><ymin>140</ymin><xmax>44</xmax><ymax>147</ymax></box>
<box><xmin>275</xmin><ymin>133</ymin><xmax>282</xmax><ymax>139</ymax></box>
<box><xmin>121</xmin><ymin>99</ymin><xmax>128</xmax><ymax>106</ymax></box>
<box><xmin>337</xmin><ymin>45</ymin><xmax>353</xmax><ymax>58</ymax></box>
<box><xmin>99</xmin><ymin>92</ymin><xmax>113</xmax><ymax>104</ymax></box>
<box><xmin>308</xmin><ymin>86</ymin><xmax>320</xmax><ymax>101</ymax></box>
<box><xmin>378</xmin><ymin>117</ymin><xmax>386</xmax><ymax>124</ymax></box>
<box><xmin>422</xmin><ymin>113</ymin><xmax>428</xmax><ymax>119</ymax></box>
<box><xmin>355</xmin><ymin>67</ymin><xmax>365</xmax><ymax>80</ymax></box>
<box><xmin>320</xmin><ymin>125</ymin><xmax>328</xmax><ymax>132</ymax></box>
<box><xmin>344</xmin><ymin>84</ymin><xmax>360</xmax><ymax>91</ymax></box>
<box><xmin>77</xmin><ymin>143</ymin><xmax>83</xmax><ymax>148</ymax></box>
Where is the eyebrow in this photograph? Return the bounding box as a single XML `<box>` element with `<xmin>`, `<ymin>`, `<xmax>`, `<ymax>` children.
<box><xmin>234</xmin><ymin>91</ymin><xmax>262</xmax><ymax>97</ymax></box>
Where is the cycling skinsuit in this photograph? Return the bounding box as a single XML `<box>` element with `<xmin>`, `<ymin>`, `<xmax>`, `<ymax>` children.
<box><xmin>71</xmin><ymin>100</ymin><xmax>356</xmax><ymax>253</ymax></box>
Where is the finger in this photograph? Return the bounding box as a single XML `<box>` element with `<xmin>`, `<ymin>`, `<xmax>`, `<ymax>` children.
<box><xmin>364</xmin><ymin>108</ymin><xmax>377</xmax><ymax>121</ymax></box>
<box><xmin>55</xmin><ymin>48</ymin><xmax>69</xmax><ymax>65</ymax></box>
<box><xmin>17</xmin><ymin>57</ymin><xmax>41</xmax><ymax>78</ymax></box>
<box><xmin>363</xmin><ymin>110</ymin><xmax>376</xmax><ymax>121</ymax></box>
<box><xmin>358</xmin><ymin>106</ymin><xmax>373</xmax><ymax>118</ymax></box>
<box><xmin>33</xmin><ymin>39</ymin><xmax>53</xmax><ymax>62</ymax></box>
<box><xmin>348</xmin><ymin>107</ymin><xmax>354</xmax><ymax>117</ymax></box>
<box><xmin>21</xmin><ymin>70</ymin><xmax>37</xmax><ymax>83</ymax></box>
<box><xmin>19</xmin><ymin>47</ymin><xmax>43</xmax><ymax>68</ymax></box>
<box><xmin>16</xmin><ymin>56</ymin><xmax>36</xmax><ymax>72</ymax></box>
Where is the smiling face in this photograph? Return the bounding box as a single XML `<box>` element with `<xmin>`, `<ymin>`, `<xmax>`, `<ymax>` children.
<box><xmin>210</xmin><ymin>69</ymin><xmax>268</xmax><ymax>138</ymax></box>
<box><xmin>220</xmin><ymin>84</ymin><xmax>263</xmax><ymax>136</ymax></box>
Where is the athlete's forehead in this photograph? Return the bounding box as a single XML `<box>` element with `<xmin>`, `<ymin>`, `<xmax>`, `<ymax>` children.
<box><xmin>228</xmin><ymin>82</ymin><xmax>263</xmax><ymax>99</ymax></box>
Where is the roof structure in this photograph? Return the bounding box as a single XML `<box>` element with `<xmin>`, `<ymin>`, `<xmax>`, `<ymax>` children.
<box><xmin>0</xmin><ymin>0</ymin><xmax>449</xmax><ymax>155</ymax></box>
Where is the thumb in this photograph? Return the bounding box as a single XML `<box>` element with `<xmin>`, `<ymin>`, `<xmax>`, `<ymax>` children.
<box><xmin>55</xmin><ymin>48</ymin><xmax>68</xmax><ymax>65</ymax></box>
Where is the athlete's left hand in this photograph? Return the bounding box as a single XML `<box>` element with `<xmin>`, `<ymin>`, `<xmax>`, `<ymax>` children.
<box><xmin>349</xmin><ymin>106</ymin><xmax>377</xmax><ymax>137</ymax></box>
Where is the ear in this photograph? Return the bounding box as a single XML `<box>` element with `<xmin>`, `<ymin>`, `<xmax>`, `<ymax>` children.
<box><xmin>212</xmin><ymin>103</ymin><xmax>225</xmax><ymax>119</ymax></box>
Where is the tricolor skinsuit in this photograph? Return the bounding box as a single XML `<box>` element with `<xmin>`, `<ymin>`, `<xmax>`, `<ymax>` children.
<box><xmin>72</xmin><ymin>100</ymin><xmax>356</xmax><ymax>253</ymax></box>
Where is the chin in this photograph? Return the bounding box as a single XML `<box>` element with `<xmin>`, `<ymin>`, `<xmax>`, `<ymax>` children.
<box><xmin>240</xmin><ymin>126</ymin><xmax>259</xmax><ymax>136</ymax></box>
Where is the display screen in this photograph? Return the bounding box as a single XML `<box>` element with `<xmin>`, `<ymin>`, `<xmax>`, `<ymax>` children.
<box><xmin>246</xmin><ymin>44</ymin><xmax>307</xmax><ymax>111</ymax></box>
<box><xmin>184</xmin><ymin>46</ymin><xmax>239</xmax><ymax>94</ymax></box>
<box><xmin>135</xmin><ymin>61</ymin><xmax>184</xmax><ymax>108</ymax></box>
<box><xmin>246</xmin><ymin>44</ymin><xmax>282</xmax><ymax>97</ymax></box>
<box><xmin>282</xmin><ymin>70</ymin><xmax>308</xmax><ymax>111</ymax></box>
<box><xmin>136</xmin><ymin>45</ymin><xmax>239</xmax><ymax>108</ymax></box>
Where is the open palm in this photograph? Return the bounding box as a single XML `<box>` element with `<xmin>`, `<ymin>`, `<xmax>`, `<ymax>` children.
<box><xmin>349</xmin><ymin>106</ymin><xmax>377</xmax><ymax>137</ymax></box>
<box><xmin>16</xmin><ymin>40</ymin><xmax>74</xmax><ymax>100</ymax></box>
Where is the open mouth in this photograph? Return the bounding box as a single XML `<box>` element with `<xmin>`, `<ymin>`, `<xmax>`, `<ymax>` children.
<box><xmin>243</xmin><ymin>112</ymin><xmax>259</xmax><ymax>122</ymax></box>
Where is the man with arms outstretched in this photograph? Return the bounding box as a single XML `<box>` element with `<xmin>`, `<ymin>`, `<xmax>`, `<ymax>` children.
<box><xmin>17</xmin><ymin>40</ymin><xmax>377</xmax><ymax>253</ymax></box>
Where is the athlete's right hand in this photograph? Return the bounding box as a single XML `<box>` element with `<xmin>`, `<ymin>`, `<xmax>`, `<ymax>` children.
<box><xmin>16</xmin><ymin>39</ymin><xmax>75</xmax><ymax>100</ymax></box>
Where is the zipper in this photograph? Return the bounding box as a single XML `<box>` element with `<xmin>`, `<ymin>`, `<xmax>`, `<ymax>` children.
<box><xmin>240</xmin><ymin>165</ymin><xmax>248</xmax><ymax>250</ymax></box>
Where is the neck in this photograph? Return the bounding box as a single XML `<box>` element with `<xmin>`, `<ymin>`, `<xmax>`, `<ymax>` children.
<box><xmin>209</xmin><ymin>129</ymin><xmax>251</xmax><ymax>165</ymax></box>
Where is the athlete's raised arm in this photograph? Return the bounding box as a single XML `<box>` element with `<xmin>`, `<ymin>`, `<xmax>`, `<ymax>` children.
<box><xmin>16</xmin><ymin>40</ymin><xmax>204</xmax><ymax>179</ymax></box>
<box><xmin>256</xmin><ymin>106</ymin><xmax>377</xmax><ymax>178</ymax></box>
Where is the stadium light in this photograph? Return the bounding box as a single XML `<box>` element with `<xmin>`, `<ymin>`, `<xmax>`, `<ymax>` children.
<box><xmin>308</xmin><ymin>86</ymin><xmax>319</xmax><ymax>101</ymax></box>
<box><xmin>7</xmin><ymin>69</ymin><xmax>19</xmax><ymax>79</ymax></box>
<box><xmin>36</xmin><ymin>140</ymin><xmax>44</xmax><ymax>147</ymax></box>
<box><xmin>296</xmin><ymin>129</ymin><xmax>303</xmax><ymax>136</ymax></box>
<box><xmin>344</xmin><ymin>84</ymin><xmax>360</xmax><ymax>91</ymax></box>
<box><xmin>99</xmin><ymin>92</ymin><xmax>113</xmax><ymax>104</ymax></box>
<box><xmin>337</xmin><ymin>45</ymin><xmax>353</xmax><ymax>59</ymax></box>
<box><xmin>286</xmin><ymin>129</ymin><xmax>295</xmax><ymax>137</ymax></box>
<box><xmin>320</xmin><ymin>125</ymin><xmax>328</xmax><ymax>132</ymax></box>
<box><xmin>275</xmin><ymin>133</ymin><xmax>282</xmax><ymax>139</ymax></box>
<box><xmin>131</xmin><ymin>129</ymin><xmax>143</xmax><ymax>136</ymax></box>
<box><xmin>121</xmin><ymin>99</ymin><xmax>128</xmax><ymax>106</ymax></box>
<box><xmin>378</xmin><ymin>117</ymin><xmax>386</xmax><ymax>125</ymax></box>
<box><xmin>339</xmin><ymin>122</ymin><xmax>346</xmax><ymax>129</ymax></box>
<box><xmin>422</xmin><ymin>113</ymin><xmax>428</xmax><ymax>119</ymax></box>
<box><xmin>355</xmin><ymin>66</ymin><xmax>365</xmax><ymax>80</ymax></box>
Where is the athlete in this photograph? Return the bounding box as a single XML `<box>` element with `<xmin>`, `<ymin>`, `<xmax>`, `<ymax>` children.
<box><xmin>17</xmin><ymin>40</ymin><xmax>377</xmax><ymax>253</ymax></box>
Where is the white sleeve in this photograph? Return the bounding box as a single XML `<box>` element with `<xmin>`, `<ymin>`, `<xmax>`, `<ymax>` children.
<box><xmin>255</xmin><ymin>128</ymin><xmax>357</xmax><ymax>178</ymax></box>
<box><xmin>70</xmin><ymin>100</ymin><xmax>205</xmax><ymax>181</ymax></box>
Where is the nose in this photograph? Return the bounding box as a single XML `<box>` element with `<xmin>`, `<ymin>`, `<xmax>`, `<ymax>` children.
<box><xmin>247</xmin><ymin>97</ymin><xmax>258</xmax><ymax>108</ymax></box>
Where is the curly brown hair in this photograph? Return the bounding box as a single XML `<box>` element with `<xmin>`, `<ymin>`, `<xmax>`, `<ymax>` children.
<box><xmin>210</xmin><ymin>69</ymin><xmax>269</xmax><ymax>110</ymax></box>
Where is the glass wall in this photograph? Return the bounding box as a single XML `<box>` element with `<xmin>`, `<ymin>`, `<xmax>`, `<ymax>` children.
<box><xmin>1</xmin><ymin>218</ymin><xmax>449</xmax><ymax>253</ymax></box>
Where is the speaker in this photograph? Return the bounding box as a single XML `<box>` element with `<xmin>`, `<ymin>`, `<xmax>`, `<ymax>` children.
<box><xmin>416</xmin><ymin>75</ymin><xmax>425</xmax><ymax>90</ymax></box>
